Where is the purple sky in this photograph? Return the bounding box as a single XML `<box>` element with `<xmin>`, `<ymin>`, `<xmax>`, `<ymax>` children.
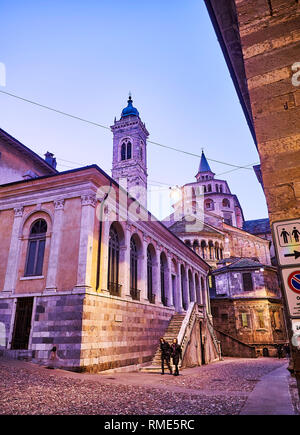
<box><xmin>0</xmin><ymin>0</ymin><xmax>268</xmax><ymax>221</ymax></box>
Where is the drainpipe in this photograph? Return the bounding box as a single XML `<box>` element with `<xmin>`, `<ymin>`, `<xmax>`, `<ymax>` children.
<box><xmin>96</xmin><ymin>182</ymin><xmax>112</xmax><ymax>291</ymax></box>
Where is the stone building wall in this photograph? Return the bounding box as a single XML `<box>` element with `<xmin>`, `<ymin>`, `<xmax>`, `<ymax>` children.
<box><xmin>211</xmin><ymin>298</ymin><xmax>287</xmax><ymax>356</ymax></box>
<box><xmin>80</xmin><ymin>294</ymin><xmax>174</xmax><ymax>372</ymax></box>
<box><xmin>0</xmin><ymin>166</ymin><xmax>211</xmax><ymax>371</ymax></box>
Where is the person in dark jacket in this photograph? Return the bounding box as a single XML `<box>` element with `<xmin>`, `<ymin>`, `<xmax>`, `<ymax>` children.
<box><xmin>171</xmin><ymin>338</ymin><xmax>182</xmax><ymax>376</ymax></box>
<box><xmin>277</xmin><ymin>344</ymin><xmax>284</xmax><ymax>359</ymax></box>
<box><xmin>160</xmin><ymin>338</ymin><xmax>172</xmax><ymax>375</ymax></box>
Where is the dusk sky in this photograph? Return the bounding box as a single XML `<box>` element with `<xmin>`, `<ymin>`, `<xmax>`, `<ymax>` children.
<box><xmin>0</xmin><ymin>0</ymin><xmax>268</xmax><ymax>221</ymax></box>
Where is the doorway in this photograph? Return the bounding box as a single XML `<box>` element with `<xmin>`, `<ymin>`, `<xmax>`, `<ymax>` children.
<box><xmin>11</xmin><ymin>297</ymin><xmax>34</xmax><ymax>350</ymax></box>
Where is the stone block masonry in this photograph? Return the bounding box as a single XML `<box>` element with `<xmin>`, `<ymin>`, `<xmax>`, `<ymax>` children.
<box><xmin>0</xmin><ymin>292</ymin><xmax>174</xmax><ymax>372</ymax></box>
<box><xmin>80</xmin><ymin>294</ymin><xmax>174</xmax><ymax>373</ymax></box>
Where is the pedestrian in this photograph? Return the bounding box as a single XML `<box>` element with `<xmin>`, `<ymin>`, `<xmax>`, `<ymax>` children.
<box><xmin>160</xmin><ymin>338</ymin><xmax>172</xmax><ymax>375</ymax></box>
<box><xmin>284</xmin><ymin>343</ymin><xmax>291</xmax><ymax>359</ymax></box>
<box><xmin>277</xmin><ymin>344</ymin><xmax>283</xmax><ymax>359</ymax></box>
<box><xmin>47</xmin><ymin>346</ymin><xmax>60</xmax><ymax>369</ymax></box>
<box><xmin>171</xmin><ymin>338</ymin><xmax>182</xmax><ymax>376</ymax></box>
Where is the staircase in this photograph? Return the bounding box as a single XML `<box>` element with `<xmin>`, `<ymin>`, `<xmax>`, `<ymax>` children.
<box><xmin>141</xmin><ymin>313</ymin><xmax>185</xmax><ymax>373</ymax></box>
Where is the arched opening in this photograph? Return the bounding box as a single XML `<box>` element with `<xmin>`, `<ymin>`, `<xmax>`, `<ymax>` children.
<box><xmin>181</xmin><ymin>265</ymin><xmax>188</xmax><ymax>310</ymax></box>
<box><xmin>130</xmin><ymin>235</ymin><xmax>141</xmax><ymax>300</ymax></box>
<box><xmin>25</xmin><ymin>219</ymin><xmax>47</xmax><ymax>277</ymax></box>
<box><xmin>107</xmin><ymin>224</ymin><xmax>121</xmax><ymax>295</ymax></box>
<box><xmin>171</xmin><ymin>259</ymin><xmax>178</xmax><ymax>309</ymax></box>
<box><xmin>160</xmin><ymin>252</ymin><xmax>168</xmax><ymax>306</ymax></box>
<box><xmin>193</xmin><ymin>240</ymin><xmax>199</xmax><ymax>254</ymax></box>
<box><xmin>215</xmin><ymin>242</ymin><xmax>220</xmax><ymax>260</ymax></box>
<box><xmin>208</xmin><ymin>240</ymin><xmax>214</xmax><ymax>260</ymax></box>
<box><xmin>188</xmin><ymin>270</ymin><xmax>195</xmax><ymax>302</ymax></box>
<box><xmin>222</xmin><ymin>198</ymin><xmax>230</xmax><ymax>208</ymax></box>
<box><xmin>121</xmin><ymin>143</ymin><xmax>126</xmax><ymax>161</ymax></box>
<box><xmin>204</xmin><ymin>199</ymin><xmax>214</xmax><ymax>211</ymax></box>
<box><xmin>201</xmin><ymin>240</ymin><xmax>207</xmax><ymax>259</ymax></box>
<box><xmin>126</xmin><ymin>142</ymin><xmax>132</xmax><ymax>159</ymax></box>
<box><xmin>195</xmin><ymin>274</ymin><xmax>201</xmax><ymax>303</ymax></box>
<box><xmin>147</xmin><ymin>245</ymin><xmax>156</xmax><ymax>304</ymax></box>
<box><xmin>120</xmin><ymin>139</ymin><xmax>132</xmax><ymax>161</ymax></box>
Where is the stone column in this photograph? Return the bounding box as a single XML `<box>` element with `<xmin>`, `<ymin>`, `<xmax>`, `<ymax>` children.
<box><xmin>177</xmin><ymin>263</ymin><xmax>185</xmax><ymax>313</ymax></box>
<box><xmin>155</xmin><ymin>246</ymin><xmax>162</xmax><ymax>305</ymax></box>
<box><xmin>191</xmin><ymin>272</ymin><xmax>196</xmax><ymax>302</ymax></box>
<box><xmin>45</xmin><ymin>199</ymin><xmax>64</xmax><ymax>292</ymax></box>
<box><xmin>3</xmin><ymin>206</ymin><xmax>24</xmax><ymax>294</ymax></box>
<box><xmin>166</xmin><ymin>255</ymin><xmax>173</xmax><ymax>307</ymax></box>
<box><xmin>74</xmin><ymin>194</ymin><xmax>96</xmax><ymax>292</ymax></box>
<box><xmin>183</xmin><ymin>267</ymin><xmax>189</xmax><ymax>310</ymax></box>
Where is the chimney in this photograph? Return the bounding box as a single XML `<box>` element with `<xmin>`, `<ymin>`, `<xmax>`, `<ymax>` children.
<box><xmin>45</xmin><ymin>151</ymin><xmax>57</xmax><ymax>169</ymax></box>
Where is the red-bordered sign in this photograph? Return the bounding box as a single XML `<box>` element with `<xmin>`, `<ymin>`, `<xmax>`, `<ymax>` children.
<box><xmin>287</xmin><ymin>270</ymin><xmax>300</xmax><ymax>294</ymax></box>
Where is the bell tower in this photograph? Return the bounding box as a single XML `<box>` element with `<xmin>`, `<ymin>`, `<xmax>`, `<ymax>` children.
<box><xmin>111</xmin><ymin>95</ymin><xmax>149</xmax><ymax>208</ymax></box>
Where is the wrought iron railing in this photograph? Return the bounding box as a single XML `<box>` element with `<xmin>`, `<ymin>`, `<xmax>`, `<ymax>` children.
<box><xmin>130</xmin><ymin>287</ymin><xmax>141</xmax><ymax>301</ymax></box>
<box><xmin>108</xmin><ymin>282</ymin><xmax>122</xmax><ymax>296</ymax></box>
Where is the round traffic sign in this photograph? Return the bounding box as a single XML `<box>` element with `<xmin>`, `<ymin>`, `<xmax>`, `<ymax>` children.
<box><xmin>287</xmin><ymin>271</ymin><xmax>300</xmax><ymax>294</ymax></box>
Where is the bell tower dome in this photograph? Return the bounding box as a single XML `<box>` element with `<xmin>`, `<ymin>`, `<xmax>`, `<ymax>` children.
<box><xmin>111</xmin><ymin>95</ymin><xmax>149</xmax><ymax>208</ymax></box>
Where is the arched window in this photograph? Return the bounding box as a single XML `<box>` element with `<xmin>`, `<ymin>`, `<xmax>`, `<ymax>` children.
<box><xmin>108</xmin><ymin>226</ymin><xmax>120</xmax><ymax>295</ymax></box>
<box><xmin>193</xmin><ymin>240</ymin><xmax>199</xmax><ymax>253</ymax></box>
<box><xmin>120</xmin><ymin>139</ymin><xmax>132</xmax><ymax>161</ymax></box>
<box><xmin>220</xmin><ymin>185</ymin><xmax>223</xmax><ymax>193</ymax></box>
<box><xmin>205</xmin><ymin>199</ymin><xmax>214</xmax><ymax>210</ymax></box>
<box><xmin>160</xmin><ymin>254</ymin><xmax>167</xmax><ymax>306</ymax></box>
<box><xmin>215</xmin><ymin>242</ymin><xmax>220</xmax><ymax>260</ymax></box>
<box><xmin>130</xmin><ymin>238</ymin><xmax>138</xmax><ymax>292</ymax></box>
<box><xmin>222</xmin><ymin>198</ymin><xmax>230</xmax><ymax>208</ymax></box>
<box><xmin>208</xmin><ymin>184</ymin><xmax>212</xmax><ymax>192</ymax></box>
<box><xmin>127</xmin><ymin>142</ymin><xmax>132</xmax><ymax>159</ymax></box>
<box><xmin>208</xmin><ymin>241</ymin><xmax>214</xmax><ymax>259</ymax></box>
<box><xmin>216</xmin><ymin>184</ymin><xmax>219</xmax><ymax>193</ymax></box>
<box><xmin>121</xmin><ymin>143</ymin><xmax>126</xmax><ymax>161</ymax></box>
<box><xmin>25</xmin><ymin>219</ymin><xmax>47</xmax><ymax>277</ymax></box>
<box><xmin>147</xmin><ymin>247</ymin><xmax>154</xmax><ymax>303</ymax></box>
<box><xmin>201</xmin><ymin>240</ymin><xmax>207</xmax><ymax>259</ymax></box>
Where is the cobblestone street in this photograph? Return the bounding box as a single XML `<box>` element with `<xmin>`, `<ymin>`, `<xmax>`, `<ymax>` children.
<box><xmin>0</xmin><ymin>357</ymin><xmax>297</xmax><ymax>415</ymax></box>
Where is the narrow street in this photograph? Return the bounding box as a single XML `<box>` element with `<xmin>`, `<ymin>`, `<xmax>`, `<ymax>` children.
<box><xmin>0</xmin><ymin>357</ymin><xmax>298</xmax><ymax>415</ymax></box>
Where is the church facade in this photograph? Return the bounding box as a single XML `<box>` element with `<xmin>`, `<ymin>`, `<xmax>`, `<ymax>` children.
<box><xmin>163</xmin><ymin>151</ymin><xmax>287</xmax><ymax>356</ymax></box>
<box><xmin>0</xmin><ymin>97</ymin><xmax>219</xmax><ymax>372</ymax></box>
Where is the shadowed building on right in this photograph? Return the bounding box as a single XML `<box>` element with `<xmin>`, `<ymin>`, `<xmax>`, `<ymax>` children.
<box><xmin>210</xmin><ymin>257</ymin><xmax>288</xmax><ymax>357</ymax></box>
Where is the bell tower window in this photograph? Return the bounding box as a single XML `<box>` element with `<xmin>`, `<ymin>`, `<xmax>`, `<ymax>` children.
<box><xmin>120</xmin><ymin>139</ymin><xmax>132</xmax><ymax>161</ymax></box>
